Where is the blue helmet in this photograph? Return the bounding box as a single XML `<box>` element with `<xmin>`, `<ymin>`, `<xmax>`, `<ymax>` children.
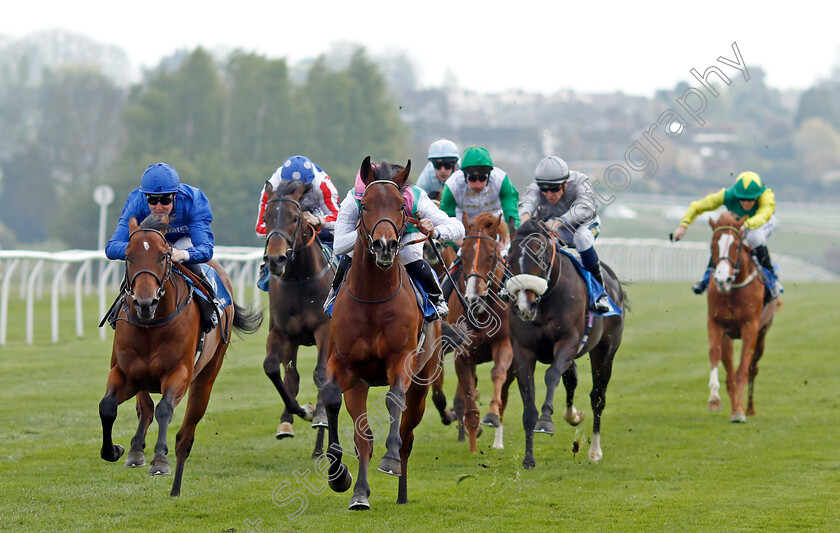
<box><xmin>280</xmin><ymin>155</ymin><xmax>316</xmax><ymax>184</ymax></box>
<box><xmin>139</xmin><ymin>163</ymin><xmax>180</xmax><ymax>194</ymax></box>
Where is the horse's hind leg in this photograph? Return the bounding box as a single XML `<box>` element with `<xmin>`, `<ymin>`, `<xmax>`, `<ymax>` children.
<box><xmin>344</xmin><ymin>386</ymin><xmax>373</xmax><ymax>510</ymax></box>
<box><xmin>747</xmin><ymin>328</ymin><xmax>768</xmax><ymax>417</ymax></box>
<box><xmin>396</xmin><ymin>380</ymin><xmax>429</xmax><ymax>504</ymax></box>
<box><xmin>482</xmin><ymin>339</ymin><xmax>514</xmax><ymax>430</ymax></box>
<box><xmin>431</xmin><ymin>363</ymin><xmax>456</xmax><ymax>425</ymax></box>
<box><xmin>170</xmin><ymin>359</ymin><xmax>223</xmax><ymax>497</ymax></box>
<box><xmin>99</xmin><ymin>367</ymin><xmax>132</xmax><ymax>463</ymax></box>
<box><xmin>125</xmin><ymin>392</ymin><xmax>154</xmax><ymax>467</ymax></box>
<box><xmin>562</xmin><ymin>363</ymin><xmax>585</xmax><ymax>426</ymax></box>
<box><xmin>311</xmin><ymin>323</ymin><xmax>330</xmax><ymax>431</ymax></box>
<box><xmin>454</xmin><ymin>353</ymin><xmax>480</xmax><ymax>452</ymax></box>
<box><xmin>588</xmin><ymin>344</ymin><xmax>616</xmax><ymax>462</ymax></box>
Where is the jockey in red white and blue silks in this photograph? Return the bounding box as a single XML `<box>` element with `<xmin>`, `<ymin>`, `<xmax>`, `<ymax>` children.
<box><xmin>106</xmin><ymin>164</ymin><xmax>214</xmax><ymax>264</ymax></box>
<box><xmin>254</xmin><ymin>155</ymin><xmax>341</xmax><ymax>237</ymax></box>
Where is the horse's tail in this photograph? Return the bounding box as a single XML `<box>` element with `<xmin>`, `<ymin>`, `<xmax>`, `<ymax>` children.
<box><xmin>232</xmin><ymin>302</ymin><xmax>264</xmax><ymax>334</ymax></box>
<box><xmin>602</xmin><ymin>262</ymin><xmax>631</xmax><ymax>312</ymax></box>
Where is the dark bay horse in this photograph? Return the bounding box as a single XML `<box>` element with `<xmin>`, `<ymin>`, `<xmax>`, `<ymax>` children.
<box><xmin>445</xmin><ymin>212</ymin><xmax>514</xmax><ymax>452</ymax></box>
<box><xmin>99</xmin><ymin>214</ymin><xmax>262</xmax><ymax>496</ymax></box>
<box><xmin>506</xmin><ymin>220</ymin><xmax>625</xmax><ymax>468</ymax></box>
<box><xmin>261</xmin><ymin>179</ymin><xmax>332</xmax><ymax>454</ymax></box>
<box><xmin>706</xmin><ymin>211</ymin><xmax>780</xmax><ymax>422</ymax></box>
<box><xmin>323</xmin><ymin>157</ymin><xmax>441</xmax><ymax>510</ymax></box>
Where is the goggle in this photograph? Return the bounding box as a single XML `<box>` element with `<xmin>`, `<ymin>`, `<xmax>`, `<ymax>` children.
<box><xmin>146</xmin><ymin>194</ymin><xmax>175</xmax><ymax>206</ymax></box>
<box><xmin>433</xmin><ymin>161</ymin><xmax>455</xmax><ymax>171</ymax></box>
<box><xmin>538</xmin><ymin>183</ymin><xmax>565</xmax><ymax>193</ymax></box>
<box><xmin>465</xmin><ymin>170</ymin><xmax>490</xmax><ymax>183</ymax></box>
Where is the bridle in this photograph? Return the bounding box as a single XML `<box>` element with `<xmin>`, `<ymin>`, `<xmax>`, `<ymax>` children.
<box><xmin>510</xmin><ymin>231</ymin><xmax>559</xmax><ymax>303</ymax></box>
<box><xmin>463</xmin><ymin>229</ymin><xmax>504</xmax><ymax>295</ymax></box>
<box><xmin>711</xmin><ymin>225</ymin><xmax>758</xmax><ymax>290</ymax></box>
<box><xmin>264</xmin><ymin>196</ymin><xmax>317</xmax><ymax>263</ymax></box>
<box><xmin>357</xmin><ymin>180</ymin><xmax>409</xmax><ymax>256</ymax></box>
<box><xmin>124</xmin><ymin>227</ymin><xmax>173</xmax><ymax>302</ymax></box>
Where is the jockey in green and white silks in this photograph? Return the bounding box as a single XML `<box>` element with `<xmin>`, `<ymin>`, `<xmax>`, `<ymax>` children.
<box><xmin>518</xmin><ymin>156</ymin><xmax>611</xmax><ymax>313</ymax></box>
<box><xmin>672</xmin><ymin>171</ymin><xmax>782</xmax><ymax>298</ymax></box>
<box><xmin>439</xmin><ymin>146</ymin><xmax>520</xmax><ymax>229</ymax></box>
<box><xmin>326</xmin><ymin>163</ymin><xmax>465</xmax><ymax>318</ymax></box>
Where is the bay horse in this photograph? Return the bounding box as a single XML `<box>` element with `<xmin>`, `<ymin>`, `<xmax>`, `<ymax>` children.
<box><xmin>261</xmin><ymin>178</ymin><xmax>331</xmax><ymax>455</ymax></box>
<box><xmin>445</xmin><ymin>212</ymin><xmax>515</xmax><ymax>452</ymax></box>
<box><xmin>323</xmin><ymin>157</ymin><xmax>441</xmax><ymax>510</ymax></box>
<box><xmin>706</xmin><ymin>211</ymin><xmax>779</xmax><ymax>422</ymax></box>
<box><xmin>506</xmin><ymin>219</ymin><xmax>626</xmax><ymax>468</ymax></box>
<box><xmin>99</xmin><ymin>214</ymin><xmax>263</xmax><ymax>496</ymax></box>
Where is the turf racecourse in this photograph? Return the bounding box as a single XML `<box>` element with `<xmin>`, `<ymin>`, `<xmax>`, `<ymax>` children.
<box><xmin>1</xmin><ymin>282</ymin><xmax>838</xmax><ymax>532</ymax></box>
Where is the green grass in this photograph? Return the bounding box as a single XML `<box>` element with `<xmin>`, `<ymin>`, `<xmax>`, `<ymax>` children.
<box><xmin>1</xmin><ymin>283</ymin><xmax>839</xmax><ymax>532</ymax></box>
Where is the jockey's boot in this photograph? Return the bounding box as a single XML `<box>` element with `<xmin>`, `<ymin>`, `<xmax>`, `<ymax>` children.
<box><xmin>692</xmin><ymin>257</ymin><xmax>714</xmax><ymax>294</ymax></box>
<box><xmin>754</xmin><ymin>244</ymin><xmax>783</xmax><ymax>298</ymax></box>
<box><xmin>183</xmin><ymin>262</ymin><xmax>218</xmax><ymax>331</ymax></box>
<box><xmin>257</xmin><ymin>261</ymin><xmax>270</xmax><ymax>292</ymax></box>
<box><xmin>406</xmin><ymin>259</ymin><xmax>448</xmax><ymax>320</ymax></box>
<box><xmin>580</xmin><ymin>248</ymin><xmax>611</xmax><ymax>313</ymax></box>
<box><xmin>323</xmin><ymin>254</ymin><xmax>351</xmax><ymax>313</ymax></box>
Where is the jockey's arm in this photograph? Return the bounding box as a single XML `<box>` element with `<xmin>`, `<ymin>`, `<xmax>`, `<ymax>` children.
<box><xmin>183</xmin><ymin>191</ymin><xmax>214</xmax><ymax>264</ymax></box>
<box><xmin>499</xmin><ymin>175</ymin><xmax>521</xmax><ymax>228</ymax></box>
<box><xmin>680</xmin><ymin>189</ymin><xmax>725</xmax><ymax>227</ymax></box>
<box><xmin>332</xmin><ymin>193</ymin><xmax>359</xmax><ymax>256</ymax></box>
<box><xmin>438</xmin><ymin>184</ymin><xmax>457</xmax><ymax>218</ymax></box>
<box><xmin>105</xmin><ymin>192</ymin><xmax>142</xmax><ymax>260</ymax></box>
<box><xmin>415</xmin><ymin>194</ymin><xmax>465</xmax><ymax>243</ymax></box>
<box><xmin>745</xmin><ymin>188</ymin><xmax>775</xmax><ymax>229</ymax></box>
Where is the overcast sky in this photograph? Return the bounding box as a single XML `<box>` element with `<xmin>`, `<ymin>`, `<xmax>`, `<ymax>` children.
<box><xmin>3</xmin><ymin>1</ymin><xmax>838</xmax><ymax>96</ymax></box>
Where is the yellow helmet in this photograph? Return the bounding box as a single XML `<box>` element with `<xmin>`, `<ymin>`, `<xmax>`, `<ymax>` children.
<box><xmin>732</xmin><ymin>171</ymin><xmax>765</xmax><ymax>199</ymax></box>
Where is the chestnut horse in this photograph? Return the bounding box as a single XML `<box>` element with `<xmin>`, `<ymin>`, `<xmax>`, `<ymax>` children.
<box><xmin>323</xmin><ymin>157</ymin><xmax>441</xmax><ymax>510</ymax></box>
<box><xmin>506</xmin><ymin>219</ymin><xmax>626</xmax><ymax>468</ymax></box>
<box><xmin>706</xmin><ymin>211</ymin><xmax>779</xmax><ymax>422</ymax></box>
<box><xmin>261</xmin><ymin>179</ymin><xmax>331</xmax><ymax>454</ymax></box>
<box><xmin>446</xmin><ymin>212</ymin><xmax>514</xmax><ymax>452</ymax></box>
<box><xmin>99</xmin><ymin>214</ymin><xmax>263</xmax><ymax>496</ymax></box>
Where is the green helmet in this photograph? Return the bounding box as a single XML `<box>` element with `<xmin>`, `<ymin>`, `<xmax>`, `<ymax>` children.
<box><xmin>461</xmin><ymin>146</ymin><xmax>493</xmax><ymax>169</ymax></box>
<box><xmin>731</xmin><ymin>171</ymin><xmax>766</xmax><ymax>199</ymax></box>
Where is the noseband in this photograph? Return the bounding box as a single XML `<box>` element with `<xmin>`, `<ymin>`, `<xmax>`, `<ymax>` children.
<box><xmin>463</xmin><ymin>230</ymin><xmax>503</xmax><ymax>293</ymax></box>
<box><xmin>711</xmin><ymin>225</ymin><xmax>745</xmax><ymax>278</ymax></box>
<box><xmin>510</xmin><ymin>232</ymin><xmax>559</xmax><ymax>303</ymax></box>
<box><xmin>124</xmin><ymin>227</ymin><xmax>173</xmax><ymax>301</ymax></box>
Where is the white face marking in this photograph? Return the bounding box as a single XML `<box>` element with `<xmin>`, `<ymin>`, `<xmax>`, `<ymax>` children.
<box><xmin>143</xmin><ymin>241</ymin><xmax>150</xmax><ymax>251</ymax></box>
<box><xmin>713</xmin><ymin>233</ymin><xmax>734</xmax><ymax>288</ymax></box>
<box><xmin>466</xmin><ymin>276</ymin><xmax>480</xmax><ymax>299</ymax></box>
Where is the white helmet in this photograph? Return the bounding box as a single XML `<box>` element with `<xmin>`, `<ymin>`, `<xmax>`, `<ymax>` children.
<box><xmin>535</xmin><ymin>156</ymin><xmax>570</xmax><ymax>184</ymax></box>
<box><xmin>428</xmin><ymin>138</ymin><xmax>460</xmax><ymax>160</ymax></box>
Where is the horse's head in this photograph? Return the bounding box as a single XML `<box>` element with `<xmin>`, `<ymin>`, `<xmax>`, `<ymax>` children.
<box><xmin>262</xmin><ymin>179</ymin><xmax>316</xmax><ymax>277</ymax></box>
<box><xmin>461</xmin><ymin>212</ymin><xmax>505</xmax><ymax>314</ymax></box>
<box><xmin>505</xmin><ymin>219</ymin><xmax>553</xmax><ymax>322</ymax></box>
<box><xmin>358</xmin><ymin>156</ymin><xmax>411</xmax><ymax>269</ymax></box>
<box><xmin>709</xmin><ymin>211</ymin><xmax>746</xmax><ymax>294</ymax></box>
<box><xmin>125</xmin><ymin>214</ymin><xmax>173</xmax><ymax>320</ymax></box>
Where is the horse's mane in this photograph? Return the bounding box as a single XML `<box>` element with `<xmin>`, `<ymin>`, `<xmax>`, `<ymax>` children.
<box><xmin>273</xmin><ymin>179</ymin><xmax>319</xmax><ymax>213</ymax></box>
<box><xmin>373</xmin><ymin>161</ymin><xmax>406</xmax><ymax>183</ymax></box>
<box><xmin>717</xmin><ymin>211</ymin><xmax>740</xmax><ymax>226</ymax></box>
<box><xmin>140</xmin><ymin>213</ymin><xmax>170</xmax><ymax>232</ymax></box>
<box><xmin>472</xmin><ymin>212</ymin><xmax>508</xmax><ymax>238</ymax></box>
<box><xmin>513</xmin><ymin>218</ymin><xmax>544</xmax><ymax>237</ymax></box>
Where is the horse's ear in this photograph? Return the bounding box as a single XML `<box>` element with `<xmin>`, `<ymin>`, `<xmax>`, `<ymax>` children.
<box><xmin>265</xmin><ymin>180</ymin><xmax>274</xmax><ymax>197</ymax></box>
<box><xmin>161</xmin><ymin>213</ymin><xmax>170</xmax><ymax>231</ymax></box>
<box><xmin>360</xmin><ymin>156</ymin><xmax>373</xmax><ymax>186</ymax></box>
<box><xmin>708</xmin><ymin>216</ymin><xmax>716</xmax><ymax>230</ymax></box>
<box><xmin>507</xmin><ymin>216</ymin><xmax>517</xmax><ymax>237</ymax></box>
<box><xmin>393</xmin><ymin>159</ymin><xmax>411</xmax><ymax>189</ymax></box>
<box><xmin>462</xmin><ymin>211</ymin><xmax>470</xmax><ymax>230</ymax></box>
<box><xmin>129</xmin><ymin>217</ymin><xmax>139</xmax><ymax>232</ymax></box>
<box><xmin>494</xmin><ymin>213</ymin><xmax>504</xmax><ymax>235</ymax></box>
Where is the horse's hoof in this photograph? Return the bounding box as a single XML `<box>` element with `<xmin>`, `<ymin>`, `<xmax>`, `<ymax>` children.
<box><xmin>563</xmin><ymin>408</ymin><xmax>585</xmax><ymax>426</ymax></box>
<box><xmin>708</xmin><ymin>404</ymin><xmax>722</xmax><ymax>412</ymax></box>
<box><xmin>328</xmin><ymin>465</ymin><xmax>352</xmax><ymax>493</ymax></box>
<box><xmin>349</xmin><ymin>494</ymin><xmax>371</xmax><ymax>511</ymax></box>
<box><xmin>148</xmin><ymin>459</ymin><xmax>171</xmax><ymax>476</ymax></box>
<box><xmin>276</xmin><ymin>422</ymin><xmax>294</xmax><ymax>439</ymax></box>
<box><xmin>300</xmin><ymin>403</ymin><xmax>315</xmax><ymax>422</ymax></box>
<box><xmin>523</xmin><ymin>457</ymin><xmax>536</xmax><ymax>470</ymax></box>
<box><xmin>102</xmin><ymin>444</ymin><xmax>125</xmax><ymax>462</ymax></box>
<box><xmin>124</xmin><ymin>450</ymin><xmax>146</xmax><ymax>467</ymax></box>
<box><xmin>481</xmin><ymin>412</ymin><xmax>501</xmax><ymax>428</ymax></box>
<box><xmin>378</xmin><ymin>455</ymin><xmax>402</xmax><ymax>477</ymax></box>
<box><xmin>442</xmin><ymin>408</ymin><xmax>457</xmax><ymax>426</ymax></box>
<box><xmin>457</xmin><ymin>425</ymin><xmax>466</xmax><ymax>442</ymax></box>
<box><xmin>311</xmin><ymin>406</ymin><xmax>328</xmax><ymax>428</ymax></box>
<box><xmin>730</xmin><ymin>413</ymin><xmax>747</xmax><ymax>423</ymax></box>
<box><xmin>534</xmin><ymin>418</ymin><xmax>554</xmax><ymax>435</ymax></box>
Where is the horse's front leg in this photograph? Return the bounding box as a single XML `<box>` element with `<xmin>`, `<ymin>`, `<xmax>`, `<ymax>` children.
<box><xmin>311</xmin><ymin>322</ymin><xmax>330</xmax><ymax>430</ymax></box>
<box><xmin>513</xmin><ymin>344</ymin><xmax>538</xmax><ymax>469</ymax></box>
<box><xmin>707</xmin><ymin>319</ymin><xmax>726</xmax><ymax>412</ymax></box>
<box><xmin>149</xmin><ymin>366</ymin><xmax>189</xmax><ymax>476</ymax></box>
<box><xmin>323</xmin><ymin>354</ymin><xmax>352</xmax><ymax>495</ymax></box>
<box><xmin>377</xmin><ymin>378</ymin><xmax>407</xmax><ymax>477</ymax></box>
<box><xmin>125</xmin><ymin>392</ymin><xmax>154</xmax><ymax>467</ymax></box>
<box><xmin>99</xmin><ymin>366</ymin><xmax>133</xmax><ymax>462</ymax></box>
<box><xmin>483</xmin><ymin>339</ymin><xmax>514</xmax><ymax>450</ymax></box>
<box><xmin>731</xmin><ymin>320</ymin><xmax>760</xmax><ymax>423</ymax></box>
<box><xmin>344</xmin><ymin>385</ymin><xmax>373</xmax><ymax>510</ymax></box>
<box><xmin>264</xmin><ymin>333</ymin><xmax>311</xmax><ymax>439</ymax></box>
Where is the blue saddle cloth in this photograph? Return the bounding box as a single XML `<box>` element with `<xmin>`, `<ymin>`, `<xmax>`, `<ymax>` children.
<box><xmin>557</xmin><ymin>249</ymin><xmax>622</xmax><ymax>317</ymax></box>
<box><xmin>760</xmin><ymin>260</ymin><xmax>783</xmax><ymax>299</ymax></box>
<box><xmin>183</xmin><ymin>264</ymin><xmax>232</xmax><ymax>311</ymax></box>
<box><xmin>325</xmin><ymin>271</ymin><xmax>436</xmax><ymax>320</ymax></box>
